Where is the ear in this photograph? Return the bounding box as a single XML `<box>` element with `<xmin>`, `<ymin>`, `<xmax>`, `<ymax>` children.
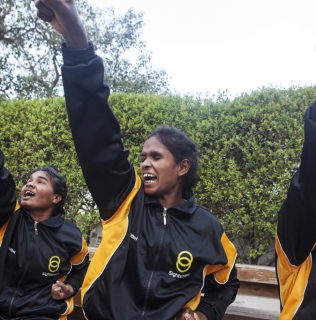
<box><xmin>178</xmin><ymin>159</ymin><xmax>190</xmax><ymax>177</ymax></box>
<box><xmin>53</xmin><ymin>194</ymin><xmax>62</xmax><ymax>204</ymax></box>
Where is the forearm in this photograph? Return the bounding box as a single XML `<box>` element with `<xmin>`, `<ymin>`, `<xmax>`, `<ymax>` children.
<box><xmin>301</xmin><ymin>103</ymin><xmax>316</xmax><ymax>203</ymax></box>
<box><xmin>277</xmin><ymin>102</ymin><xmax>316</xmax><ymax>265</ymax></box>
<box><xmin>62</xmin><ymin>45</ymin><xmax>134</xmax><ymax>217</ymax></box>
<box><xmin>36</xmin><ymin>0</ymin><xmax>134</xmax><ymax>218</ymax></box>
<box><xmin>62</xmin><ymin>20</ymin><xmax>88</xmax><ymax>49</ymax></box>
<box><xmin>0</xmin><ymin>150</ymin><xmax>17</xmax><ymax>227</ymax></box>
<box><xmin>196</xmin><ymin>268</ymin><xmax>239</xmax><ymax>319</ymax></box>
<box><xmin>65</xmin><ymin>254</ymin><xmax>89</xmax><ymax>295</ymax></box>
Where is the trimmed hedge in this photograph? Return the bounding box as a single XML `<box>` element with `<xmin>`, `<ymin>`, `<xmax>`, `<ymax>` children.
<box><xmin>1</xmin><ymin>85</ymin><xmax>314</xmax><ymax>263</ymax></box>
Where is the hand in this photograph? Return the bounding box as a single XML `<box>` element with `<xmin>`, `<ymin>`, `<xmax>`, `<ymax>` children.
<box><xmin>176</xmin><ymin>308</ymin><xmax>206</xmax><ymax>320</ymax></box>
<box><xmin>34</xmin><ymin>0</ymin><xmax>88</xmax><ymax>49</ymax></box>
<box><xmin>51</xmin><ymin>280</ymin><xmax>74</xmax><ymax>300</ymax></box>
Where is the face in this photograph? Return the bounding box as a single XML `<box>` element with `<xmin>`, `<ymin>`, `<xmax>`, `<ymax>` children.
<box><xmin>140</xmin><ymin>136</ymin><xmax>186</xmax><ymax>198</ymax></box>
<box><xmin>20</xmin><ymin>171</ymin><xmax>61</xmax><ymax>214</ymax></box>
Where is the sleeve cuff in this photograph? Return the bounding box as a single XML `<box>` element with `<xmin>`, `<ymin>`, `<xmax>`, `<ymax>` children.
<box><xmin>195</xmin><ymin>304</ymin><xmax>216</xmax><ymax>320</ymax></box>
<box><xmin>62</xmin><ymin>42</ymin><xmax>96</xmax><ymax>66</ymax></box>
<box><xmin>64</xmin><ymin>279</ymin><xmax>79</xmax><ymax>296</ymax></box>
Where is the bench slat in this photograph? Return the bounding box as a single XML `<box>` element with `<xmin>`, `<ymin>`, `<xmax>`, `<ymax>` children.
<box><xmin>236</xmin><ymin>264</ymin><xmax>277</xmax><ymax>285</ymax></box>
<box><xmin>226</xmin><ymin>294</ymin><xmax>280</xmax><ymax>320</ymax></box>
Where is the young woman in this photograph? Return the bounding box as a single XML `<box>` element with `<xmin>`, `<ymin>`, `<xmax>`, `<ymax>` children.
<box><xmin>35</xmin><ymin>1</ymin><xmax>240</xmax><ymax>319</ymax></box>
<box><xmin>0</xmin><ymin>151</ymin><xmax>89</xmax><ymax>320</ymax></box>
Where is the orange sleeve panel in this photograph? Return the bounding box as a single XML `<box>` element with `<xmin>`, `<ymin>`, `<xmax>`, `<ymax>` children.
<box><xmin>276</xmin><ymin>233</ymin><xmax>313</xmax><ymax>319</ymax></box>
<box><xmin>183</xmin><ymin>232</ymin><xmax>237</xmax><ymax>311</ymax></box>
<box><xmin>81</xmin><ymin>171</ymin><xmax>142</xmax><ymax>305</ymax></box>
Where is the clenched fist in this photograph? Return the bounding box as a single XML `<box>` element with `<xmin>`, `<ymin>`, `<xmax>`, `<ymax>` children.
<box><xmin>34</xmin><ymin>0</ymin><xmax>88</xmax><ymax>49</ymax></box>
<box><xmin>51</xmin><ymin>280</ymin><xmax>74</xmax><ymax>300</ymax></box>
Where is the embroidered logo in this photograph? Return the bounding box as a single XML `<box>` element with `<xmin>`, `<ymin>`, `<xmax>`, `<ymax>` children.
<box><xmin>130</xmin><ymin>233</ymin><xmax>138</xmax><ymax>241</ymax></box>
<box><xmin>48</xmin><ymin>256</ymin><xmax>61</xmax><ymax>272</ymax></box>
<box><xmin>176</xmin><ymin>251</ymin><xmax>193</xmax><ymax>273</ymax></box>
<box><xmin>8</xmin><ymin>246</ymin><xmax>16</xmax><ymax>254</ymax></box>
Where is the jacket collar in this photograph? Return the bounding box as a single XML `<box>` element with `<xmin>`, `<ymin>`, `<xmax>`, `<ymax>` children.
<box><xmin>23</xmin><ymin>208</ymin><xmax>64</xmax><ymax>228</ymax></box>
<box><xmin>144</xmin><ymin>189</ymin><xmax>196</xmax><ymax>215</ymax></box>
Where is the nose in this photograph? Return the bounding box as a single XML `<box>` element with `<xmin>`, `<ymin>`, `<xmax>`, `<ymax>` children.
<box><xmin>140</xmin><ymin>158</ymin><xmax>152</xmax><ymax>170</ymax></box>
<box><xmin>26</xmin><ymin>181</ymin><xmax>34</xmax><ymax>188</ymax></box>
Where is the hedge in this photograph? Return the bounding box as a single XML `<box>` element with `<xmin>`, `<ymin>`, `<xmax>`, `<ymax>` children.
<box><xmin>1</xmin><ymin>85</ymin><xmax>314</xmax><ymax>263</ymax></box>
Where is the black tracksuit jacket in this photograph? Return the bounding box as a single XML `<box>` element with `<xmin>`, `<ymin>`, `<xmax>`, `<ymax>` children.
<box><xmin>62</xmin><ymin>43</ymin><xmax>239</xmax><ymax>320</ymax></box>
<box><xmin>0</xmin><ymin>151</ymin><xmax>89</xmax><ymax>319</ymax></box>
<box><xmin>276</xmin><ymin>103</ymin><xmax>316</xmax><ymax>319</ymax></box>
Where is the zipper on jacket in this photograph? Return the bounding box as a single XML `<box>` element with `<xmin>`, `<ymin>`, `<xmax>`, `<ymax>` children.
<box><xmin>163</xmin><ymin>207</ymin><xmax>167</xmax><ymax>225</ymax></box>
<box><xmin>141</xmin><ymin>207</ymin><xmax>167</xmax><ymax>319</ymax></box>
<box><xmin>34</xmin><ymin>221</ymin><xmax>38</xmax><ymax>235</ymax></box>
<box><xmin>8</xmin><ymin>228</ymin><xmax>36</xmax><ymax>316</ymax></box>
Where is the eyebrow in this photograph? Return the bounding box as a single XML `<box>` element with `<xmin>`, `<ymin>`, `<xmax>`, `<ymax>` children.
<box><xmin>38</xmin><ymin>176</ymin><xmax>49</xmax><ymax>182</ymax></box>
<box><xmin>28</xmin><ymin>175</ymin><xmax>49</xmax><ymax>182</ymax></box>
<box><xmin>140</xmin><ymin>151</ymin><xmax>162</xmax><ymax>157</ymax></box>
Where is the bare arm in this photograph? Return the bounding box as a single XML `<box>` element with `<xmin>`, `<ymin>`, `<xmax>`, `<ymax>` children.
<box><xmin>35</xmin><ymin>0</ymin><xmax>88</xmax><ymax>49</ymax></box>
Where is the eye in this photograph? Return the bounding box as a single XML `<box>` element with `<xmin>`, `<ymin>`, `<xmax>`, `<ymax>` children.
<box><xmin>152</xmin><ymin>152</ymin><xmax>162</xmax><ymax>161</ymax></box>
<box><xmin>140</xmin><ymin>156</ymin><xmax>146</xmax><ymax>163</ymax></box>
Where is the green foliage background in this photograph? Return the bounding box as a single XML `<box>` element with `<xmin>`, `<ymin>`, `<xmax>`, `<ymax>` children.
<box><xmin>1</xmin><ymin>85</ymin><xmax>314</xmax><ymax>263</ymax></box>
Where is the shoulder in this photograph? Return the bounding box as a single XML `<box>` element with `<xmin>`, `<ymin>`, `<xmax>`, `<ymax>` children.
<box><xmin>194</xmin><ymin>205</ymin><xmax>221</xmax><ymax>222</ymax></box>
<box><xmin>59</xmin><ymin>218</ymin><xmax>83</xmax><ymax>237</ymax></box>
<box><xmin>193</xmin><ymin>205</ymin><xmax>224</xmax><ymax>233</ymax></box>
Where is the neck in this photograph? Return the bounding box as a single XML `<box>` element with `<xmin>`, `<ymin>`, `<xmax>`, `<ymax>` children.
<box><xmin>27</xmin><ymin>209</ymin><xmax>54</xmax><ymax>222</ymax></box>
<box><xmin>157</xmin><ymin>193</ymin><xmax>185</xmax><ymax>209</ymax></box>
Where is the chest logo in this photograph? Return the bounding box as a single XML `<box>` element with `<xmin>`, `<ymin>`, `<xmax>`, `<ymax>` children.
<box><xmin>176</xmin><ymin>251</ymin><xmax>193</xmax><ymax>273</ymax></box>
<box><xmin>48</xmin><ymin>256</ymin><xmax>61</xmax><ymax>272</ymax></box>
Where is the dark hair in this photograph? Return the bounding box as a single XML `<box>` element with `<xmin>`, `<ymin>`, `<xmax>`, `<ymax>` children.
<box><xmin>30</xmin><ymin>167</ymin><xmax>67</xmax><ymax>216</ymax></box>
<box><xmin>146</xmin><ymin>126</ymin><xmax>199</xmax><ymax>190</ymax></box>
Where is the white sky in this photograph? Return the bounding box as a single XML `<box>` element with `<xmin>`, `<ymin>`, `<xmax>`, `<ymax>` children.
<box><xmin>90</xmin><ymin>0</ymin><xmax>316</xmax><ymax>98</ymax></box>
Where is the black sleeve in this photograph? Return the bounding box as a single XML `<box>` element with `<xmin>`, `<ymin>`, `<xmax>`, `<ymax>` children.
<box><xmin>0</xmin><ymin>150</ymin><xmax>17</xmax><ymax>228</ymax></box>
<box><xmin>277</xmin><ymin>102</ymin><xmax>316</xmax><ymax>266</ymax></box>
<box><xmin>196</xmin><ymin>266</ymin><xmax>239</xmax><ymax>319</ymax></box>
<box><xmin>64</xmin><ymin>239</ymin><xmax>89</xmax><ymax>295</ymax></box>
<box><xmin>61</xmin><ymin>44</ymin><xmax>135</xmax><ymax>220</ymax></box>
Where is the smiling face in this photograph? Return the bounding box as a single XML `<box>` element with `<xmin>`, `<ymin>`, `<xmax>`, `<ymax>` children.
<box><xmin>140</xmin><ymin>136</ymin><xmax>189</xmax><ymax>205</ymax></box>
<box><xmin>20</xmin><ymin>171</ymin><xmax>61</xmax><ymax>218</ymax></box>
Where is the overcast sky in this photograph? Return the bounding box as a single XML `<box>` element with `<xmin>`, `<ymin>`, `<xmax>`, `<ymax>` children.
<box><xmin>90</xmin><ymin>0</ymin><xmax>316</xmax><ymax>98</ymax></box>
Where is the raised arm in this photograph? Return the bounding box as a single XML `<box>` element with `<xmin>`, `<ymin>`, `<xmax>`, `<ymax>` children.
<box><xmin>35</xmin><ymin>0</ymin><xmax>88</xmax><ymax>49</ymax></box>
<box><xmin>0</xmin><ymin>150</ymin><xmax>17</xmax><ymax>228</ymax></box>
<box><xmin>35</xmin><ymin>0</ymin><xmax>135</xmax><ymax>220</ymax></box>
<box><xmin>277</xmin><ymin>103</ymin><xmax>316</xmax><ymax>266</ymax></box>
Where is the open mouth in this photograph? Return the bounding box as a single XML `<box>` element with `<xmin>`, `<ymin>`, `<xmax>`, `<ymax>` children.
<box><xmin>143</xmin><ymin>173</ymin><xmax>157</xmax><ymax>184</ymax></box>
<box><xmin>24</xmin><ymin>190</ymin><xmax>35</xmax><ymax>197</ymax></box>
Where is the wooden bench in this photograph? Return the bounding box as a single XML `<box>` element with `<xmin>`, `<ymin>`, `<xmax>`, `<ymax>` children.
<box><xmin>223</xmin><ymin>264</ymin><xmax>280</xmax><ymax>320</ymax></box>
<box><xmin>71</xmin><ymin>248</ymin><xmax>280</xmax><ymax>320</ymax></box>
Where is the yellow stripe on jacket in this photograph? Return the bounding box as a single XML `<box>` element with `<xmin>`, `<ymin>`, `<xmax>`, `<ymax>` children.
<box><xmin>81</xmin><ymin>171</ymin><xmax>142</xmax><ymax>305</ymax></box>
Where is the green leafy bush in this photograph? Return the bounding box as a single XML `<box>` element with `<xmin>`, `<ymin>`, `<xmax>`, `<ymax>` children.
<box><xmin>1</xmin><ymin>85</ymin><xmax>314</xmax><ymax>263</ymax></box>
